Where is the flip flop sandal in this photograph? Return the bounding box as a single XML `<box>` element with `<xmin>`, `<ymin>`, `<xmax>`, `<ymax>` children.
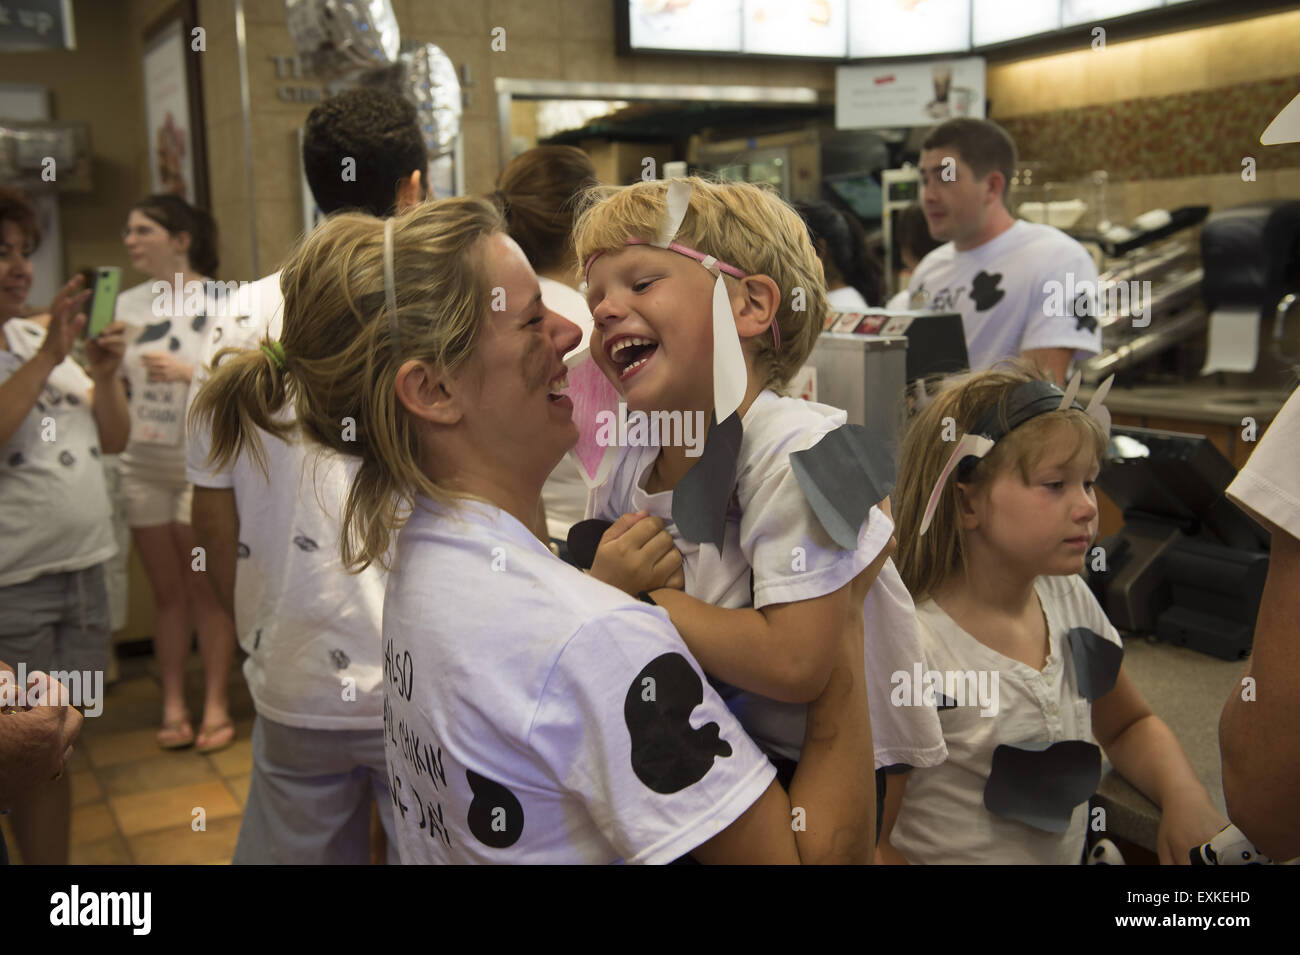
<box><xmin>157</xmin><ymin>716</ymin><xmax>194</xmax><ymax>750</ymax></box>
<box><xmin>195</xmin><ymin>722</ymin><xmax>235</xmax><ymax>755</ymax></box>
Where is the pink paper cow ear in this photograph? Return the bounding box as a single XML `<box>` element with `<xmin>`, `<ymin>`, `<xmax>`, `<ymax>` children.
<box><xmin>565</xmin><ymin>347</ymin><xmax>621</xmax><ymax>488</ymax></box>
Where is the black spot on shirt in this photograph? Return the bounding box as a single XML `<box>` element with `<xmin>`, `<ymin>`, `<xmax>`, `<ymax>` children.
<box><xmin>624</xmin><ymin>652</ymin><xmax>732</xmax><ymax>794</ymax></box>
<box><xmin>135</xmin><ymin>321</ymin><xmax>171</xmax><ymax>345</ymax></box>
<box><xmin>970</xmin><ymin>271</ymin><xmax>1005</xmax><ymax>311</ymax></box>
<box><xmin>8</xmin><ymin>452</ymin><xmax>24</xmax><ymax>467</ymax></box>
<box><xmin>58</xmin><ymin>450</ymin><xmax>75</xmax><ymax>467</ymax></box>
<box><xmin>237</xmin><ymin>542</ymin><xmax>250</xmax><ymax>559</ymax></box>
<box><xmin>329</xmin><ymin>649</ymin><xmax>350</xmax><ymax>670</ymax></box>
<box><xmin>465</xmin><ymin>770</ymin><xmax>524</xmax><ymax>848</ymax></box>
<box><xmin>192</xmin><ymin>314</ymin><xmax>207</xmax><ymax>333</ymax></box>
<box><xmin>253</xmin><ymin>628</ymin><xmax>262</xmax><ymax>650</ymax></box>
<box><xmin>168</xmin><ymin>335</ymin><xmax>181</xmax><ymax>352</ymax></box>
<box><xmin>89</xmin><ymin>446</ymin><xmax>100</xmax><ymax>458</ymax></box>
<box><xmin>292</xmin><ymin>533</ymin><xmax>319</xmax><ymax>552</ymax></box>
<box><xmin>65</xmin><ymin>393</ymin><xmax>80</xmax><ymax>406</ymax></box>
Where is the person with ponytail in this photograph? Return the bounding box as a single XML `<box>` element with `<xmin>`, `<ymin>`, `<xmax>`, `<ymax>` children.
<box><xmin>184</xmin><ymin>85</ymin><xmax>426</xmax><ymax>863</ymax></box>
<box><xmin>116</xmin><ymin>193</ymin><xmax>236</xmax><ymax>753</ymax></box>
<box><xmin>193</xmin><ymin>196</ymin><xmax>880</xmax><ymax>864</ymax></box>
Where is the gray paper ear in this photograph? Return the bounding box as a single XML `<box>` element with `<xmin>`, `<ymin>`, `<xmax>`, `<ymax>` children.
<box><xmin>789</xmin><ymin>423</ymin><xmax>897</xmax><ymax>551</ymax></box>
<box><xmin>672</xmin><ymin>413</ymin><xmax>743</xmax><ymax>550</ymax></box>
<box><xmin>983</xmin><ymin>739</ymin><xmax>1101</xmax><ymax>833</ymax></box>
<box><xmin>1067</xmin><ymin>627</ymin><xmax>1123</xmax><ymax>701</ymax></box>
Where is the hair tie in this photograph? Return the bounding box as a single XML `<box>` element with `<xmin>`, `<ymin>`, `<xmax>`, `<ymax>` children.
<box><xmin>384</xmin><ymin>217</ymin><xmax>400</xmax><ymax>357</ymax></box>
<box><xmin>261</xmin><ymin>341</ymin><xmax>286</xmax><ymax>370</ymax></box>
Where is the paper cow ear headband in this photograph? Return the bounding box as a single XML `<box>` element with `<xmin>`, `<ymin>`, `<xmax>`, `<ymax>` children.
<box><xmin>581</xmin><ymin>180</ymin><xmax>778</xmax><ymax>425</ymax></box>
<box><xmin>918</xmin><ymin>371</ymin><xmax>1114</xmax><ymax>536</ymax></box>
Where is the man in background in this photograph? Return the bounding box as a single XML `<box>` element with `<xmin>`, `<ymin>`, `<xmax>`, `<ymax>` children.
<box><xmin>907</xmin><ymin>118</ymin><xmax>1102</xmax><ymax>385</ymax></box>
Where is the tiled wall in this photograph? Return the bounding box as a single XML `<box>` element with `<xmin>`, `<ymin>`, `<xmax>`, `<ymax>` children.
<box><xmin>988</xmin><ymin>7</ymin><xmax>1300</xmax><ymax>221</ymax></box>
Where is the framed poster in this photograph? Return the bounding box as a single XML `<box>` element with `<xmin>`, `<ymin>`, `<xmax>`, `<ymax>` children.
<box><xmin>142</xmin><ymin>2</ymin><xmax>208</xmax><ymax>207</ymax></box>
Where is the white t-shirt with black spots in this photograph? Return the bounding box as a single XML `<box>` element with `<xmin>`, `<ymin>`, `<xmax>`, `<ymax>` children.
<box><xmin>0</xmin><ymin>319</ymin><xmax>116</xmax><ymax>587</ymax></box>
<box><xmin>589</xmin><ymin>390</ymin><xmax>948</xmax><ymax>771</ymax></box>
<box><xmin>906</xmin><ymin>220</ymin><xmax>1103</xmax><ymax>372</ymax></box>
<box><xmin>116</xmin><ymin>281</ymin><xmax>220</xmax><ymax>475</ymax></box>
<box><xmin>186</xmin><ymin>271</ymin><xmax>386</xmax><ymax>731</ymax></box>
<box><xmin>891</xmin><ymin>574</ymin><xmax>1124</xmax><ymax>865</ymax></box>
<box><xmin>382</xmin><ymin>498</ymin><xmax>776</xmax><ymax>863</ymax></box>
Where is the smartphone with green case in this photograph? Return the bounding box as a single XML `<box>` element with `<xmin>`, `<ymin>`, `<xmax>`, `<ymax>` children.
<box><xmin>85</xmin><ymin>266</ymin><xmax>120</xmax><ymax>338</ymax></box>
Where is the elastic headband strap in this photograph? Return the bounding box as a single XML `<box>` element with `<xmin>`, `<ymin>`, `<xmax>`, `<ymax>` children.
<box><xmin>583</xmin><ymin>239</ymin><xmax>780</xmax><ymax>349</ymax></box>
<box><xmin>384</xmin><ymin>217</ymin><xmax>399</xmax><ymax>357</ymax></box>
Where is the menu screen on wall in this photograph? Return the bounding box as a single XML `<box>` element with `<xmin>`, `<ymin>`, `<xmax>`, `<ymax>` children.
<box><xmin>742</xmin><ymin>1</ymin><xmax>848</xmax><ymax>58</ymax></box>
<box><xmin>848</xmin><ymin>0</ymin><xmax>970</xmax><ymax>58</ymax></box>
<box><xmin>972</xmin><ymin>0</ymin><xmax>1060</xmax><ymax>46</ymax></box>
<box><xmin>626</xmin><ymin>0</ymin><xmax>743</xmax><ymax>54</ymax></box>
<box><xmin>1061</xmin><ymin>0</ymin><xmax>1162</xmax><ymax>27</ymax></box>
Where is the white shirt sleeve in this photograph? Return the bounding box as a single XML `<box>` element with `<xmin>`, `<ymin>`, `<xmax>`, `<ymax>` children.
<box><xmin>1020</xmin><ymin>241</ymin><xmax>1104</xmax><ymax>359</ymax></box>
<box><xmin>1227</xmin><ymin>388</ymin><xmax>1300</xmax><ymax>542</ymax></box>
<box><xmin>527</xmin><ymin>607</ymin><xmax>776</xmax><ymax>864</ymax></box>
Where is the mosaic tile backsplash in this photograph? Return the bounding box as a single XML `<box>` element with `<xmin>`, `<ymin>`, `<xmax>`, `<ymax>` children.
<box><xmin>999</xmin><ymin>75</ymin><xmax>1300</xmax><ymax>181</ymax></box>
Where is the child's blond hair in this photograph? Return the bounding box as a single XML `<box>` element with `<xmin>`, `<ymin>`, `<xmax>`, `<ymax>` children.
<box><xmin>189</xmin><ymin>196</ymin><xmax>505</xmax><ymax>573</ymax></box>
<box><xmin>572</xmin><ymin>176</ymin><xmax>828</xmax><ymax>391</ymax></box>
<box><xmin>893</xmin><ymin>360</ymin><xmax>1109</xmax><ymax>602</ymax></box>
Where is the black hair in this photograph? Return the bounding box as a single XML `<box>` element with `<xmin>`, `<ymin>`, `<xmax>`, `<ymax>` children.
<box><xmin>302</xmin><ymin>87</ymin><xmax>428</xmax><ymax>218</ymax></box>
<box><xmin>895</xmin><ymin>202</ymin><xmax>942</xmax><ymax>267</ymax></box>
<box><xmin>0</xmin><ymin>186</ymin><xmax>39</xmax><ymax>252</ymax></box>
<box><xmin>132</xmin><ymin>194</ymin><xmax>220</xmax><ymax>276</ymax></box>
<box><xmin>793</xmin><ymin>200</ymin><xmax>881</xmax><ymax>307</ymax></box>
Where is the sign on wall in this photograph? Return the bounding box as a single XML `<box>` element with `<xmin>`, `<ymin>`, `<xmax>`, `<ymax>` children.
<box><xmin>836</xmin><ymin>56</ymin><xmax>986</xmax><ymax>130</ymax></box>
<box><xmin>141</xmin><ymin>3</ymin><xmax>208</xmax><ymax>207</ymax></box>
<box><xmin>0</xmin><ymin>0</ymin><xmax>75</xmax><ymax>52</ymax></box>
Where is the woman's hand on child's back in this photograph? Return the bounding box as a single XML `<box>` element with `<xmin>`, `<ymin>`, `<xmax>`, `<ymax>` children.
<box><xmin>589</xmin><ymin>511</ymin><xmax>685</xmax><ymax>598</ymax></box>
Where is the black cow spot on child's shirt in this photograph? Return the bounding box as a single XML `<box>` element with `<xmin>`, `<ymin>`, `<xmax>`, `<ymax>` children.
<box><xmin>135</xmin><ymin>321</ymin><xmax>171</xmax><ymax>345</ymax></box>
<box><xmin>168</xmin><ymin>336</ymin><xmax>181</xmax><ymax>352</ymax></box>
<box><xmin>191</xmin><ymin>314</ymin><xmax>207</xmax><ymax>334</ymax></box>
<box><xmin>466</xmin><ymin>769</ymin><xmax>524</xmax><ymax>848</ymax></box>
<box><xmin>237</xmin><ymin>542</ymin><xmax>250</xmax><ymax>558</ymax></box>
<box><xmin>329</xmin><ymin>649</ymin><xmax>350</xmax><ymax>670</ymax></box>
<box><xmin>624</xmin><ymin>652</ymin><xmax>732</xmax><ymax>794</ymax></box>
<box><xmin>253</xmin><ymin>628</ymin><xmax>262</xmax><ymax>650</ymax></box>
<box><xmin>8</xmin><ymin>452</ymin><xmax>23</xmax><ymax>467</ymax></box>
<box><xmin>292</xmin><ymin>533</ymin><xmax>319</xmax><ymax>552</ymax></box>
<box><xmin>58</xmin><ymin>451</ymin><xmax>75</xmax><ymax>467</ymax></box>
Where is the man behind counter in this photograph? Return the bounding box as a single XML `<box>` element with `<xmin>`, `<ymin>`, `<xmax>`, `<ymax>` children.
<box><xmin>907</xmin><ymin>118</ymin><xmax>1103</xmax><ymax>386</ymax></box>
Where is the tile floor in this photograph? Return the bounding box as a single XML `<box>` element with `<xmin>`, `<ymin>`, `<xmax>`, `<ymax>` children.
<box><xmin>1</xmin><ymin>652</ymin><xmax>257</xmax><ymax>865</ymax></box>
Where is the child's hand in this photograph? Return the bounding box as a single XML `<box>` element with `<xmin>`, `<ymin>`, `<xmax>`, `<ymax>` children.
<box><xmin>589</xmin><ymin>511</ymin><xmax>685</xmax><ymax>598</ymax></box>
<box><xmin>1157</xmin><ymin>791</ymin><xmax>1229</xmax><ymax>865</ymax></box>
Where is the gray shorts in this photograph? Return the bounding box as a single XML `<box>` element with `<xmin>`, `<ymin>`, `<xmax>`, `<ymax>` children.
<box><xmin>0</xmin><ymin>564</ymin><xmax>111</xmax><ymax>677</ymax></box>
<box><xmin>233</xmin><ymin>715</ymin><xmax>398</xmax><ymax>865</ymax></box>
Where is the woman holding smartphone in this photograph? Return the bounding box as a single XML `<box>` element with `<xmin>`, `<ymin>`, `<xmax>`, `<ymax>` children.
<box><xmin>117</xmin><ymin>194</ymin><xmax>236</xmax><ymax>753</ymax></box>
<box><xmin>0</xmin><ymin>186</ymin><xmax>128</xmax><ymax>863</ymax></box>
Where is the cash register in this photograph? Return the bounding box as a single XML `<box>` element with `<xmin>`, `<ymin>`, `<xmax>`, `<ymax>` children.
<box><xmin>1086</xmin><ymin>425</ymin><xmax>1270</xmax><ymax>660</ymax></box>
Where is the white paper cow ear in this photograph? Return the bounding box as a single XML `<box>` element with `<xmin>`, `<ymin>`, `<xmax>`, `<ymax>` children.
<box><xmin>711</xmin><ymin>273</ymin><xmax>747</xmax><ymax>423</ymax></box>
<box><xmin>656</xmin><ymin>180</ymin><xmax>692</xmax><ymax>249</ymax></box>
<box><xmin>1085</xmin><ymin>374</ymin><xmax>1114</xmax><ymax>438</ymax></box>
<box><xmin>1262</xmin><ymin>91</ymin><xmax>1300</xmax><ymax>145</ymax></box>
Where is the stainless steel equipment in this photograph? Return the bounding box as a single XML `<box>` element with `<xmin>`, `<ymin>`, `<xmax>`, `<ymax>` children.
<box><xmin>804</xmin><ymin>333</ymin><xmax>908</xmax><ymax>453</ymax></box>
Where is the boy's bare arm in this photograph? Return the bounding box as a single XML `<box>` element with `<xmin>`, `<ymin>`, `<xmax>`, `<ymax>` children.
<box><xmin>650</xmin><ymin>540</ymin><xmax>894</xmax><ymax>703</ymax></box>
